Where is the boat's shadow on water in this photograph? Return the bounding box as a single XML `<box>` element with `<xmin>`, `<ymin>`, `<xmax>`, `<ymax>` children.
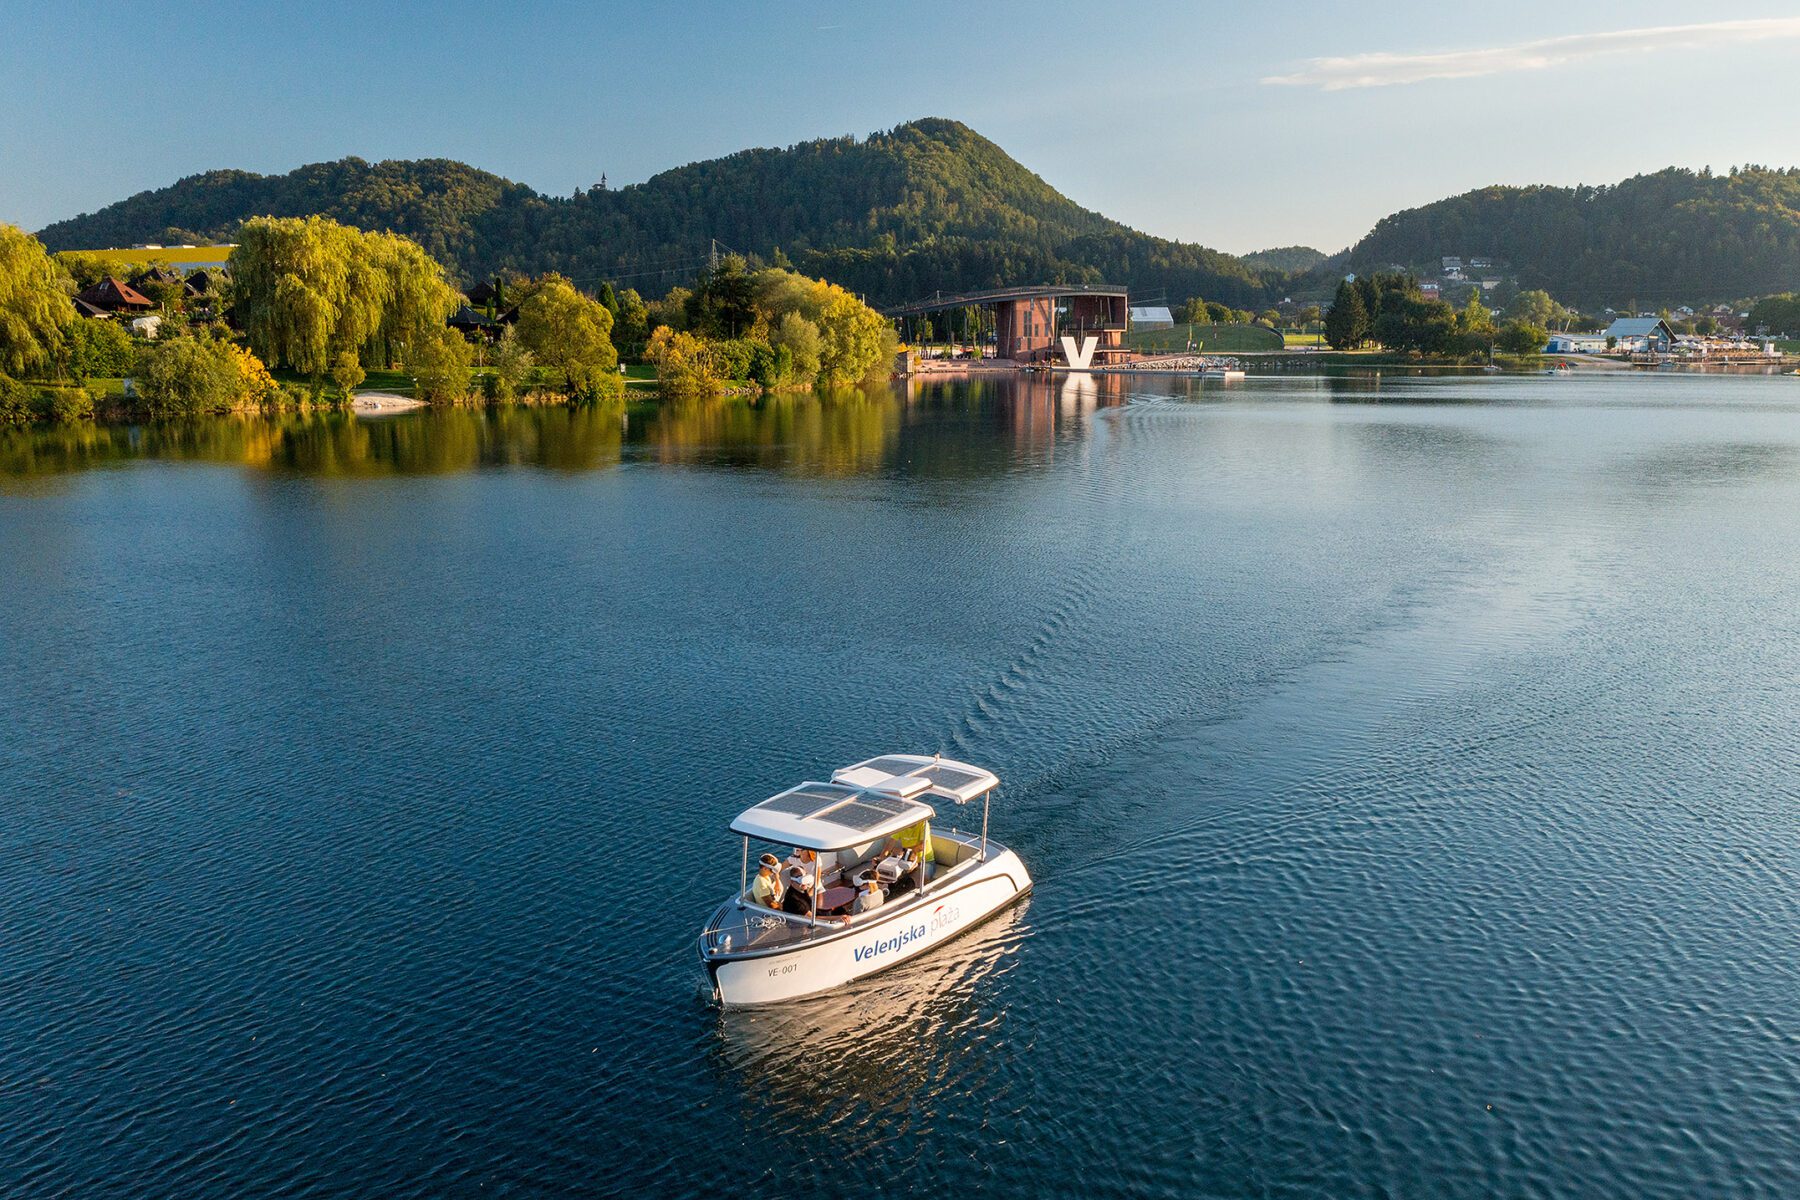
<box><xmin>703</xmin><ymin>900</ymin><xmax>1034</xmax><ymax>1137</ymax></box>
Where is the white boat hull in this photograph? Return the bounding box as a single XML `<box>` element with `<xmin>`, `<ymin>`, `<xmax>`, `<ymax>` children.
<box><xmin>704</xmin><ymin>849</ymin><xmax>1031</xmax><ymax>1008</ymax></box>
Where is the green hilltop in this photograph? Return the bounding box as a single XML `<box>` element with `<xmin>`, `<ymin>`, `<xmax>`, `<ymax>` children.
<box><xmin>36</xmin><ymin>119</ymin><xmax>1277</xmax><ymax>307</ymax></box>
<box><xmin>1339</xmin><ymin>166</ymin><xmax>1800</xmax><ymax>307</ymax></box>
<box><xmin>39</xmin><ymin>124</ymin><xmax>1800</xmax><ymax>309</ymax></box>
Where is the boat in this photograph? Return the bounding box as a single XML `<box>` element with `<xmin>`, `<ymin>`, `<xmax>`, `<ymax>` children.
<box><xmin>697</xmin><ymin>753</ymin><xmax>1033</xmax><ymax>1008</ymax></box>
<box><xmin>1544</xmin><ymin>362</ymin><xmax>1573</xmax><ymax>376</ymax></box>
<box><xmin>1198</xmin><ymin>357</ymin><xmax>1246</xmax><ymax>381</ymax></box>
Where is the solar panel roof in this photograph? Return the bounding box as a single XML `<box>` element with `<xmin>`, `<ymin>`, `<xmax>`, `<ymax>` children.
<box><xmin>836</xmin><ymin>754</ymin><xmax>999</xmax><ymax>803</ymax></box>
<box><xmin>731</xmin><ymin>755</ymin><xmax>1000</xmax><ymax>848</ymax></box>
<box><xmin>757</xmin><ymin>783</ymin><xmax>858</xmax><ymax>815</ymax></box>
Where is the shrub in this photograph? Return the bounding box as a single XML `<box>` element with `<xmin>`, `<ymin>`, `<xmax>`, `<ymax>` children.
<box><xmin>1498</xmin><ymin>320</ymin><xmax>1550</xmax><ymax>356</ymax></box>
<box><xmin>225</xmin><ymin>344</ymin><xmax>280</xmax><ymax>408</ymax></box>
<box><xmin>0</xmin><ymin>372</ymin><xmax>29</xmax><ymax>425</ymax></box>
<box><xmin>748</xmin><ymin>341</ymin><xmax>792</xmax><ymax>388</ymax></box>
<box><xmin>711</xmin><ymin>337</ymin><xmax>756</xmax><ymax>382</ymax></box>
<box><xmin>489</xmin><ymin>328</ymin><xmax>534</xmax><ymax>401</ymax></box>
<box><xmin>331</xmin><ymin>349</ymin><xmax>365</xmax><ymax>398</ymax></box>
<box><xmin>65</xmin><ymin>318</ymin><xmax>137</xmax><ymax>381</ymax></box>
<box><xmin>645</xmin><ymin>326</ymin><xmax>720</xmax><ymax>394</ymax></box>
<box><xmin>139</xmin><ymin>337</ymin><xmax>243</xmax><ymax>417</ymax></box>
<box><xmin>409</xmin><ymin>327</ymin><xmax>473</xmax><ymax>404</ymax></box>
<box><xmin>42</xmin><ymin>385</ymin><xmax>94</xmax><ymax>422</ymax></box>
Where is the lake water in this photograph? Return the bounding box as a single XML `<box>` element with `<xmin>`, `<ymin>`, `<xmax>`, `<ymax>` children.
<box><xmin>4</xmin><ymin>371</ymin><xmax>1799</xmax><ymax>1198</ymax></box>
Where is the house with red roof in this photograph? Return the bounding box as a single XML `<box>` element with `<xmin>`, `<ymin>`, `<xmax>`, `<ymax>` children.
<box><xmin>75</xmin><ymin>277</ymin><xmax>156</xmax><ymax>314</ymax></box>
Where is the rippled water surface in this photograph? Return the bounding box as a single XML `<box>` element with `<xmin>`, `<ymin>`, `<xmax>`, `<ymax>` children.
<box><xmin>4</xmin><ymin>372</ymin><xmax>1799</xmax><ymax>1198</ymax></box>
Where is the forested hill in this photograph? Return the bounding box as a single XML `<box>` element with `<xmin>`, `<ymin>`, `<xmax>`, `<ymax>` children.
<box><xmin>1342</xmin><ymin>167</ymin><xmax>1800</xmax><ymax>306</ymax></box>
<box><xmin>35</xmin><ymin>119</ymin><xmax>1275</xmax><ymax>306</ymax></box>
<box><xmin>1243</xmin><ymin>246</ymin><xmax>1327</xmax><ymax>273</ymax></box>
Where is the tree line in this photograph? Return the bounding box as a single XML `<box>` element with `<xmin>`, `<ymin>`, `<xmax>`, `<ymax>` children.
<box><xmin>1324</xmin><ymin>274</ymin><xmax>1548</xmax><ymax>357</ymax></box>
<box><xmin>1344</xmin><ymin>166</ymin><xmax>1800</xmax><ymax>308</ymax></box>
<box><xmin>1</xmin><ymin>215</ymin><xmax>899</xmax><ymax>425</ymax></box>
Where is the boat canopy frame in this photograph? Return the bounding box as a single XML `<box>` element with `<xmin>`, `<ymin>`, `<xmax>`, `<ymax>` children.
<box><xmin>727</xmin><ymin>754</ymin><xmax>998</xmax><ymax>852</ymax></box>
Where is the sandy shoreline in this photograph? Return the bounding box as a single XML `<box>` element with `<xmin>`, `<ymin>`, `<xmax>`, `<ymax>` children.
<box><xmin>351</xmin><ymin>392</ymin><xmax>427</xmax><ymax>414</ymax></box>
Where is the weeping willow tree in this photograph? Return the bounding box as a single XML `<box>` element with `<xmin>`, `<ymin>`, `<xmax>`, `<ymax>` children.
<box><xmin>231</xmin><ymin>216</ymin><xmax>460</xmax><ymax>387</ymax></box>
<box><xmin>514</xmin><ymin>275</ymin><xmax>621</xmax><ymax>401</ymax></box>
<box><xmin>0</xmin><ymin>224</ymin><xmax>74</xmax><ymax>379</ymax></box>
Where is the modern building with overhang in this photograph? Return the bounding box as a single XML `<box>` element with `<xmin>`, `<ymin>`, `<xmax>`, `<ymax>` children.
<box><xmin>883</xmin><ymin>284</ymin><xmax>1129</xmax><ymax>367</ymax></box>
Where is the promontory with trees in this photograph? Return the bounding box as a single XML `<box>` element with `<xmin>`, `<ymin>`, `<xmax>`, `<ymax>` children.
<box><xmin>1323</xmin><ymin>273</ymin><xmax>1552</xmax><ymax>358</ymax></box>
<box><xmin>0</xmin><ymin>215</ymin><xmax>898</xmax><ymax>426</ymax></box>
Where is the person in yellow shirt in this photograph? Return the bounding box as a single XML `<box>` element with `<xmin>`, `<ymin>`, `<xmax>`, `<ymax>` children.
<box><xmin>886</xmin><ymin>820</ymin><xmax>935</xmax><ymax>890</ymax></box>
<box><xmin>749</xmin><ymin>855</ymin><xmax>784</xmax><ymax>908</ymax></box>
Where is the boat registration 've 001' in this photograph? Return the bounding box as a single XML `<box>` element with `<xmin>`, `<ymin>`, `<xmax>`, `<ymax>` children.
<box><xmin>696</xmin><ymin>754</ymin><xmax>1031</xmax><ymax>1008</ymax></box>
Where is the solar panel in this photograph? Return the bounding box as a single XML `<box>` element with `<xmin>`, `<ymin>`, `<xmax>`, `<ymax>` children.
<box><xmin>757</xmin><ymin>783</ymin><xmax>859</xmax><ymax>816</ymax></box>
<box><xmin>857</xmin><ymin>756</ymin><xmax>926</xmax><ymax>777</ymax></box>
<box><xmin>825</xmin><ymin>801</ymin><xmax>917</xmax><ymax>831</ymax></box>
<box><xmin>912</xmin><ymin>765</ymin><xmax>985</xmax><ymax>791</ymax></box>
<box><xmin>853</xmin><ymin>791</ymin><xmax>916</xmax><ymax>816</ymax></box>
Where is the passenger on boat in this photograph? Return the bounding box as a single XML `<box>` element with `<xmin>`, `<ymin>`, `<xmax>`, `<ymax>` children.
<box><xmin>783</xmin><ymin>847</ymin><xmax>821</xmax><ymax>891</ymax></box>
<box><xmin>853</xmin><ymin>874</ymin><xmax>885</xmax><ymax>915</ymax></box>
<box><xmin>780</xmin><ymin>866</ymin><xmax>815</xmax><ymax>916</ymax></box>
<box><xmin>883</xmin><ymin>820</ymin><xmax>935</xmax><ymax>888</ymax></box>
<box><xmin>750</xmin><ymin>854</ymin><xmax>784</xmax><ymax>908</ymax></box>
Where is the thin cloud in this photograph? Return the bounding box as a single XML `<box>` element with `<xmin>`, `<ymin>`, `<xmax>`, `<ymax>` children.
<box><xmin>1263</xmin><ymin>18</ymin><xmax>1800</xmax><ymax>90</ymax></box>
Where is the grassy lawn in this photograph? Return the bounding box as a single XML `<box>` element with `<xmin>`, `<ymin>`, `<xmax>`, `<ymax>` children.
<box><xmin>623</xmin><ymin>363</ymin><xmax>657</xmax><ymax>390</ymax></box>
<box><xmin>80</xmin><ymin>377</ymin><xmax>130</xmax><ymax>398</ymax></box>
<box><xmin>1282</xmin><ymin>330</ymin><xmax>1328</xmax><ymax>348</ymax></box>
<box><xmin>271</xmin><ymin>367</ymin><xmax>416</xmax><ymax>396</ymax></box>
<box><xmin>1127</xmin><ymin>324</ymin><xmax>1283</xmax><ymax>354</ymax></box>
<box><xmin>361</xmin><ymin>369</ymin><xmax>415</xmax><ymax>394</ymax></box>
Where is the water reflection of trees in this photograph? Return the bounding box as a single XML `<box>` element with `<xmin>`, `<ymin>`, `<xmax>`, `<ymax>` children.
<box><xmin>634</xmin><ymin>388</ymin><xmax>901</xmax><ymax>477</ymax></box>
<box><xmin>0</xmin><ymin>405</ymin><xmax>630</xmax><ymax>481</ymax></box>
<box><xmin>2</xmin><ymin>378</ymin><xmax>1131</xmax><ymax>485</ymax></box>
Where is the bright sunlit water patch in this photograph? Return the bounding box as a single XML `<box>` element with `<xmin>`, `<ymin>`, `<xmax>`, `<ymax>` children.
<box><xmin>3</xmin><ymin>370</ymin><xmax>1798</xmax><ymax>1198</ymax></box>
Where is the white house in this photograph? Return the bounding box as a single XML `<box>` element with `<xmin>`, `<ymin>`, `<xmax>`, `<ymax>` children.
<box><xmin>1545</xmin><ymin>332</ymin><xmax>1609</xmax><ymax>354</ymax></box>
<box><xmin>1129</xmin><ymin>306</ymin><xmax>1174</xmax><ymax>330</ymax></box>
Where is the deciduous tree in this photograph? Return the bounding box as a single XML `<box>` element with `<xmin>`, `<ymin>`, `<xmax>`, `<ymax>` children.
<box><xmin>514</xmin><ymin>276</ymin><xmax>622</xmax><ymax>400</ymax></box>
<box><xmin>0</xmin><ymin>225</ymin><xmax>73</xmax><ymax>377</ymax></box>
<box><xmin>408</xmin><ymin>327</ymin><xmax>473</xmax><ymax>405</ymax></box>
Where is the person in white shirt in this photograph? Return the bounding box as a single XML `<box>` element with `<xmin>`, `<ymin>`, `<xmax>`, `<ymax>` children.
<box><xmin>783</xmin><ymin>848</ymin><xmax>820</xmax><ymax>891</ymax></box>
<box><xmin>853</xmin><ymin>875</ymin><xmax>886</xmax><ymax>915</ymax></box>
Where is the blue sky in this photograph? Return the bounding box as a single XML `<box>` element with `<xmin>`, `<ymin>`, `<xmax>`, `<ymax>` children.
<box><xmin>4</xmin><ymin>1</ymin><xmax>1800</xmax><ymax>254</ymax></box>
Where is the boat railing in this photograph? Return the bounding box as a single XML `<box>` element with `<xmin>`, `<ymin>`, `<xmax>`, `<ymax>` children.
<box><xmin>699</xmin><ymin>900</ymin><xmax>829</xmax><ymax>957</ymax></box>
<box><xmin>700</xmin><ymin>829</ymin><xmax>1006</xmax><ymax>959</ymax></box>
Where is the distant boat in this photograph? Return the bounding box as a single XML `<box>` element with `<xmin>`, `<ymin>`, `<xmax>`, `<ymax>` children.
<box><xmin>1544</xmin><ymin>362</ymin><xmax>1573</xmax><ymax>376</ymax></box>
